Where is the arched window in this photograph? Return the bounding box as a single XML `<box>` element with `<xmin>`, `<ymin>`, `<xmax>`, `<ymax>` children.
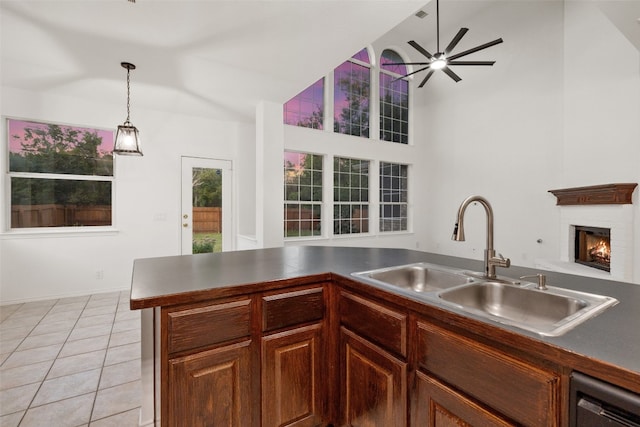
<box><xmin>334</xmin><ymin>48</ymin><xmax>370</xmax><ymax>138</ymax></box>
<box><xmin>283</xmin><ymin>78</ymin><xmax>324</xmax><ymax>129</ymax></box>
<box><xmin>380</xmin><ymin>49</ymin><xmax>409</xmax><ymax>144</ymax></box>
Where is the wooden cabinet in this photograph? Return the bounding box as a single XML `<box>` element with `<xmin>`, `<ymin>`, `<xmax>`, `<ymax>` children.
<box><xmin>413</xmin><ymin>371</ymin><xmax>515</xmax><ymax>427</ymax></box>
<box><xmin>261</xmin><ymin>285</ymin><xmax>327</xmax><ymax>427</ymax></box>
<box><xmin>338</xmin><ymin>291</ymin><xmax>407</xmax><ymax>358</ymax></box>
<box><xmin>338</xmin><ymin>291</ymin><xmax>408</xmax><ymax>427</ymax></box>
<box><xmin>340</xmin><ymin>327</ymin><xmax>407</xmax><ymax>427</ymax></box>
<box><xmin>262</xmin><ymin>323</ymin><xmax>324</xmax><ymax>427</ymax></box>
<box><xmin>163</xmin><ymin>285</ymin><xmax>327</xmax><ymax>427</ymax></box>
<box><xmin>415</xmin><ymin>322</ymin><xmax>560</xmax><ymax>427</ymax></box>
<box><xmin>167</xmin><ymin>298</ymin><xmax>251</xmax><ymax>354</ymax></box>
<box><xmin>158</xmin><ymin>281</ymin><xmax>564</xmax><ymax>427</ymax></box>
<box><xmin>164</xmin><ymin>297</ymin><xmax>254</xmax><ymax>427</ymax></box>
<box><xmin>167</xmin><ymin>340</ymin><xmax>252</xmax><ymax>427</ymax></box>
<box><xmin>262</xmin><ymin>286</ymin><xmax>324</xmax><ymax>333</ymax></box>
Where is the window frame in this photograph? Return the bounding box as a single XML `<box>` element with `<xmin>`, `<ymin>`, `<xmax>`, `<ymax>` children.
<box><xmin>282</xmin><ymin>45</ymin><xmax>414</xmax><ymax>241</ymax></box>
<box><xmin>333</xmin><ymin>156</ymin><xmax>370</xmax><ymax>236</ymax></box>
<box><xmin>283</xmin><ymin>77</ymin><xmax>325</xmax><ymax>130</ymax></box>
<box><xmin>379</xmin><ymin>161</ymin><xmax>409</xmax><ymax>233</ymax></box>
<box><xmin>4</xmin><ymin>117</ymin><xmax>117</xmax><ymax>234</ymax></box>
<box><xmin>333</xmin><ymin>49</ymin><xmax>372</xmax><ymax>139</ymax></box>
<box><xmin>284</xmin><ymin>151</ymin><xmax>324</xmax><ymax>240</ymax></box>
<box><xmin>379</xmin><ymin>49</ymin><xmax>410</xmax><ymax>144</ymax></box>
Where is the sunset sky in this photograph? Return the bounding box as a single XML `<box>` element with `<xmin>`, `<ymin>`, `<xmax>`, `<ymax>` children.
<box><xmin>8</xmin><ymin>119</ymin><xmax>114</xmax><ymax>156</ymax></box>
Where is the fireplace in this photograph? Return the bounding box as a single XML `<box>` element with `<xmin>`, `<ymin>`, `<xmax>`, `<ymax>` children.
<box><xmin>543</xmin><ymin>183</ymin><xmax>636</xmax><ymax>282</ymax></box>
<box><xmin>574</xmin><ymin>226</ymin><xmax>611</xmax><ymax>272</ymax></box>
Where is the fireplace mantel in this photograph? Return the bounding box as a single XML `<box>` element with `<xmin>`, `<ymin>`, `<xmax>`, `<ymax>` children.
<box><xmin>548</xmin><ymin>183</ymin><xmax>637</xmax><ymax>206</ymax></box>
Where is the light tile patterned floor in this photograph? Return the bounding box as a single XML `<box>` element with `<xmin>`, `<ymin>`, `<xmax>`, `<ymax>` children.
<box><xmin>0</xmin><ymin>291</ymin><xmax>141</xmax><ymax>427</ymax></box>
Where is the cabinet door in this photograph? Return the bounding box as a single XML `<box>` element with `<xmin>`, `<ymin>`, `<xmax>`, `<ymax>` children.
<box><xmin>340</xmin><ymin>327</ymin><xmax>407</xmax><ymax>427</ymax></box>
<box><xmin>413</xmin><ymin>371</ymin><xmax>515</xmax><ymax>427</ymax></box>
<box><xmin>262</xmin><ymin>323</ymin><xmax>324</xmax><ymax>427</ymax></box>
<box><xmin>417</xmin><ymin>322</ymin><xmax>559</xmax><ymax>426</ymax></box>
<box><xmin>168</xmin><ymin>340</ymin><xmax>252</xmax><ymax>427</ymax></box>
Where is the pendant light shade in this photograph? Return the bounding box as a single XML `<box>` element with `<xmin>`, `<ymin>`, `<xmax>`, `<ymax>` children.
<box><xmin>114</xmin><ymin>62</ymin><xmax>143</xmax><ymax>156</ymax></box>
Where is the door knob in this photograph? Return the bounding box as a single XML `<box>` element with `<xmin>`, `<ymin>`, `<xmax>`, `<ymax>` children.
<box><xmin>183</xmin><ymin>223</ymin><xmax>188</xmax><ymax>228</ymax></box>
<box><xmin>183</xmin><ymin>214</ymin><xmax>188</xmax><ymax>219</ymax></box>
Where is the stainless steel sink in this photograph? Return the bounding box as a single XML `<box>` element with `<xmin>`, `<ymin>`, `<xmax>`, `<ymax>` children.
<box><xmin>352</xmin><ymin>263</ymin><xmax>618</xmax><ymax>337</ymax></box>
<box><xmin>437</xmin><ymin>281</ymin><xmax>618</xmax><ymax>336</ymax></box>
<box><xmin>352</xmin><ymin>262</ymin><xmax>475</xmax><ymax>293</ymax></box>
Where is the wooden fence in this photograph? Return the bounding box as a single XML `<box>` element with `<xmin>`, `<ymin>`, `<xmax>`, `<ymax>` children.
<box><xmin>11</xmin><ymin>204</ymin><xmax>112</xmax><ymax>228</ymax></box>
<box><xmin>193</xmin><ymin>207</ymin><xmax>221</xmax><ymax>233</ymax></box>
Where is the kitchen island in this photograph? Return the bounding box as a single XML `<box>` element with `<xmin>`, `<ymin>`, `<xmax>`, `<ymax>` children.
<box><xmin>130</xmin><ymin>246</ymin><xmax>640</xmax><ymax>426</ymax></box>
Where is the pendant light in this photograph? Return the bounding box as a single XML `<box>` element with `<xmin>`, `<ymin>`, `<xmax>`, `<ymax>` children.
<box><xmin>114</xmin><ymin>62</ymin><xmax>143</xmax><ymax>156</ymax></box>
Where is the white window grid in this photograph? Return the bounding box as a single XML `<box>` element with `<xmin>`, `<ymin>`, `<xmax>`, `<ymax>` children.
<box><xmin>379</xmin><ymin>162</ymin><xmax>408</xmax><ymax>232</ymax></box>
<box><xmin>333</xmin><ymin>157</ymin><xmax>369</xmax><ymax>235</ymax></box>
<box><xmin>284</xmin><ymin>152</ymin><xmax>323</xmax><ymax>238</ymax></box>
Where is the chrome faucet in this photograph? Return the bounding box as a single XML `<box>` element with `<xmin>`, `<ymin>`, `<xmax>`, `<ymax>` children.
<box><xmin>452</xmin><ymin>195</ymin><xmax>510</xmax><ymax>279</ymax></box>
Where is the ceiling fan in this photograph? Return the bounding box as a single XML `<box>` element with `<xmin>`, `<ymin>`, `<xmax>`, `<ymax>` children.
<box><xmin>389</xmin><ymin>0</ymin><xmax>503</xmax><ymax>87</ymax></box>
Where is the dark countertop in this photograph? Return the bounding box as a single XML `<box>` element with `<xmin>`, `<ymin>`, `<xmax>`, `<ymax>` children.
<box><xmin>130</xmin><ymin>246</ymin><xmax>640</xmax><ymax>382</ymax></box>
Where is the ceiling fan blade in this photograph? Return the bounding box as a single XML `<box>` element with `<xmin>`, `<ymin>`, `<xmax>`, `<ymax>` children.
<box><xmin>442</xmin><ymin>66</ymin><xmax>462</xmax><ymax>82</ymax></box>
<box><xmin>448</xmin><ymin>60</ymin><xmax>496</xmax><ymax>66</ymax></box>
<box><xmin>395</xmin><ymin>65</ymin><xmax>432</xmax><ymax>81</ymax></box>
<box><xmin>408</xmin><ymin>40</ymin><xmax>433</xmax><ymax>60</ymax></box>
<box><xmin>447</xmin><ymin>38</ymin><xmax>503</xmax><ymax>61</ymax></box>
<box><xmin>444</xmin><ymin>28</ymin><xmax>469</xmax><ymax>55</ymax></box>
<box><xmin>384</xmin><ymin>62</ymin><xmax>430</xmax><ymax>66</ymax></box>
<box><xmin>418</xmin><ymin>70</ymin><xmax>436</xmax><ymax>88</ymax></box>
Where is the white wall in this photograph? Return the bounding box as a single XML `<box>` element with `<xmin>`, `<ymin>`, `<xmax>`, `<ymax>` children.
<box><xmin>561</xmin><ymin>0</ymin><xmax>640</xmax><ymax>282</ymax></box>
<box><xmin>3</xmin><ymin>1</ymin><xmax>639</xmax><ymax>305</ymax></box>
<box><xmin>1</xmin><ymin>87</ymin><xmax>246</xmax><ymax>303</ymax></box>
<box><xmin>236</xmin><ymin>122</ymin><xmax>257</xmax><ymax>243</ymax></box>
<box><xmin>416</xmin><ymin>1</ymin><xmax>640</xmax><ymax>282</ymax></box>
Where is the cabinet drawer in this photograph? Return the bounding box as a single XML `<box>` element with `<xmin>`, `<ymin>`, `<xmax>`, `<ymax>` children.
<box><xmin>339</xmin><ymin>291</ymin><xmax>407</xmax><ymax>357</ymax></box>
<box><xmin>417</xmin><ymin>322</ymin><xmax>559</xmax><ymax>426</ymax></box>
<box><xmin>262</xmin><ymin>286</ymin><xmax>324</xmax><ymax>332</ymax></box>
<box><xmin>167</xmin><ymin>298</ymin><xmax>251</xmax><ymax>354</ymax></box>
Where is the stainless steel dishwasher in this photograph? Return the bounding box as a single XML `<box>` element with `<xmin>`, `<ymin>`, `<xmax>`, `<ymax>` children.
<box><xmin>570</xmin><ymin>372</ymin><xmax>640</xmax><ymax>426</ymax></box>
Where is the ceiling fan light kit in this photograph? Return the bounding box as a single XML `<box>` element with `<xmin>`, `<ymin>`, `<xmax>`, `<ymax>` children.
<box><xmin>391</xmin><ymin>0</ymin><xmax>503</xmax><ymax>87</ymax></box>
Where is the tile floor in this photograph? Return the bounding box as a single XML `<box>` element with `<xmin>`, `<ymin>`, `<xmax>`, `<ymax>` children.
<box><xmin>0</xmin><ymin>291</ymin><xmax>141</xmax><ymax>427</ymax></box>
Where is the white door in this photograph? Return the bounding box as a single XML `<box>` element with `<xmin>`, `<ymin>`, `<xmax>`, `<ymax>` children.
<box><xmin>181</xmin><ymin>157</ymin><xmax>232</xmax><ymax>254</ymax></box>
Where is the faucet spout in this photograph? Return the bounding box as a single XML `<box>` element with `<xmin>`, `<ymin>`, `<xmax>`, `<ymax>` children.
<box><xmin>452</xmin><ymin>195</ymin><xmax>509</xmax><ymax>279</ymax></box>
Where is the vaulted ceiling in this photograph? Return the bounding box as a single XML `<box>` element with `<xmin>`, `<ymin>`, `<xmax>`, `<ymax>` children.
<box><xmin>0</xmin><ymin>0</ymin><xmax>426</xmax><ymax>122</ymax></box>
<box><xmin>2</xmin><ymin>1</ymin><xmax>638</xmax><ymax>124</ymax></box>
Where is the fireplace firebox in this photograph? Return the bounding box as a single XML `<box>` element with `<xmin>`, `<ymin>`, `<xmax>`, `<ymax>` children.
<box><xmin>574</xmin><ymin>226</ymin><xmax>611</xmax><ymax>272</ymax></box>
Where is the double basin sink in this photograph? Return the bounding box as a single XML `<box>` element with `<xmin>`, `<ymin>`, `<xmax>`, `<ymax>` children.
<box><xmin>352</xmin><ymin>263</ymin><xmax>618</xmax><ymax>337</ymax></box>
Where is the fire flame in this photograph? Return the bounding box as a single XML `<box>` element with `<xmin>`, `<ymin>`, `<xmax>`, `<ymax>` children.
<box><xmin>588</xmin><ymin>239</ymin><xmax>611</xmax><ymax>262</ymax></box>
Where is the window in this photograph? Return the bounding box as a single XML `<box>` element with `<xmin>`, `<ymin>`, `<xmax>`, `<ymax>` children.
<box><xmin>379</xmin><ymin>162</ymin><xmax>408</xmax><ymax>232</ymax></box>
<box><xmin>284</xmin><ymin>151</ymin><xmax>323</xmax><ymax>238</ymax></box>
<box><xmin>7</xmin><ymin>118</ymin><xmax>114</xmax><ymax>229</ymax></box>
<box><xmin>333</xmin><ymin>157</ymin><xmax>369</xmax><ymax>235</ymax></box>
<box><xmin>380</xmin><ymin>49</ymin><xmax>409</xmax><ymax>144</ymax></box>
<box><xmin>334</xmin><ymin>48</ymin><xmax>370</xmax><ymax>138</ymax></box>
<box><xmin>283</xmin><ymin>78</ymin><xmax>324</xmax><ymax>129</ymax></box>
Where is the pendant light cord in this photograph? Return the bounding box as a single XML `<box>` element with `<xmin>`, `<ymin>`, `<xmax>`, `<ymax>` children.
<box><xmin>126</xmin><ymin>67</ymin><xmax>131</xmax><ymax>124</ymax></box>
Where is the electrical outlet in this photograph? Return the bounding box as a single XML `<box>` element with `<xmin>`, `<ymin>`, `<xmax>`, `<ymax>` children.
<box><xmin>95</xmin><ymin>270</ymin><xmax>104</xmax><ymax>280</ymax></box>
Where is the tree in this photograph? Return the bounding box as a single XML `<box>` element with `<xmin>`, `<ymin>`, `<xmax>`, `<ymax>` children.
<box><xmin>296</xmin><ymin>106</ymin><xmax>324</xmax><ymax>129</ymax></box>
<box><xmin>192</xmin><ymin>168</ymin><xmax>222</xmax><ymax>207</ymax></box>
<box><xmin>334</xmin><ymin>70</ymin><xmax>370</xmax><ymax>137</ymax></box>
<box><xmin>284</xmin><ymin>154</ymin><xmax>322</xmax><ymax>202</ymax></box>
<box><xmin>10</xmin><ymin>123</ymin><xmax>113</xmax><ymax>206</ymax></box>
